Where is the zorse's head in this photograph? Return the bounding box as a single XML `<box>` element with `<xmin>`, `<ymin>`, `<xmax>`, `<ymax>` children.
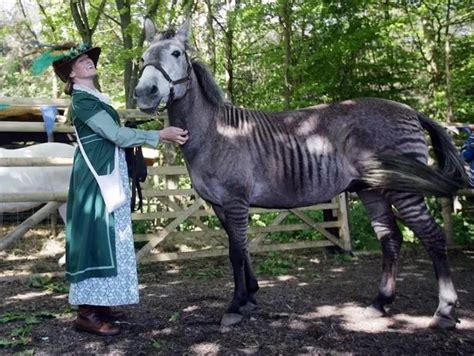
<box><xmin>134</xmin><ymin>19</ymin><xmax>192</xmax><ymax>113</ymax></box>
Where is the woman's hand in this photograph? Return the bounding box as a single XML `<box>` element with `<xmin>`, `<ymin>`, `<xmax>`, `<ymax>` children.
<box><xmin>159</xmin><ymin>127</ymin><xmax>189</xmax><ymax>145</ymax></box>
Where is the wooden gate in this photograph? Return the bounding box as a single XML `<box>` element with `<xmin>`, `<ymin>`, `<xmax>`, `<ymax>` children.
<box><xmin>133</xmin><ymin>165</ymin><xmax>351</xmax><ymax>262</ymax></box>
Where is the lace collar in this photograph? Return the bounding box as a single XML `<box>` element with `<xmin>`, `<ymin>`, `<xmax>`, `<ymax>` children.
<box><xmin>73</xmin><ymin>84</ymin><xmax>111</xmax><ymax>105</ymax></box>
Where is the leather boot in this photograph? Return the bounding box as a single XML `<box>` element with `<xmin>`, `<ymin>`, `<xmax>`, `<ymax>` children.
<box><xmin>94</xmin><ymin>306</ymin><xmax>126</xmax><ymax>321</ymax></box>
<box><xmin>74</xmin><ymin>305</ymin><xmax>121</xmax><ymax>336</ymax></box>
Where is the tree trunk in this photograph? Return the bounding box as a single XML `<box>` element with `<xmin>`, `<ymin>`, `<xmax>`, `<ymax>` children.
<box><xmin>70</xmin><ymin>0</ymin><xmax>106</xmax><ymax>45</ymax></box>
<box><xmin>224</xmin><ymin>6</ymin><xmax>234</xmax><ymax>102</ymax></box>
<box><xmin>126</xmin><ymin>0</ymin><xmax>162</xmax><ymax>109</ymax></box>
<box><xmin>115</xmin><ymin>0</ymin><xmax>134</xmax><ymax>108</ymax></box>
<box><xmin>444</xmin><ymin>0</ymin><xmax>454</xmax><ymax>123</ymax></box>
<box><xmin>204</xmin><ymin>0</ymin><xmax>217</xmax><ymax>73</ymax></box>
<box><xmin>441</xmin><ymin>197</ymin><xmax>454</xmax><ymax>245</ymax></box>
<box><xmin>280</xmin><ymin>0</ymin><xmax>292</xmax><ymax>110</ymax></box>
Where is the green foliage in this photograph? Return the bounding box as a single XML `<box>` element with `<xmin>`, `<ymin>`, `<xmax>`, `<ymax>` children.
<box><xmin>349</xmin><ymin>196</ymin><xmax>474</xmax><ymax>250</ymax></box>
<box><xmin>182</xmin><ymin>265</ymin><xmax>226</xmax><ymax>279</ymax></box>
<box><xmin>132</xmin><ymin>220</ymin><xmax>153</xmax><ymax>234</ymax></box>
<box><xmin>0</xmin><ymin>310</ymin><xmax>57</xmax><ymax>349</ymax></box>
<box><xmin>2</xmin><ymin>1</ymin><xmax>473</xmax><ymax>250</ymax></box>
<box><xmin>266</xmin><ymin>210</ymin><xmax>324</xmax><ymax>243</ymax></box>
<box><xmin>0</xmin><ymin>311</ymin><xmax>56</xmax><ymax>325</ymax></box>
<box><xmin>28</xmin><ymin>276</ymin><xmax>68</xmax><ymax>294</ymax></box>
<box><xmin>348</xmin><ymin>200</ymin><xmax>379</xmax><ymax>251</ymax></box>
<box><xmin>168</xmin><ymin>311</ymin><xmax>180</xmax><ymax>322</ymax></box>
<box><xmin>151</xmin><ymin>338</ymin><xmax>163</xmax><ymax>349</ymax></box>
<box><xmin>333</xmin><ymin>253</ymin><xmax>353</xmax><ymax>263</ymax></box>
<box><xmin>452</xmin><ymin>211</ymin><xmax>474</xmax><ymax>245</ymax></box>
<box><xmin>2</xmin><ymin>0</ymin><xmax>472</xmax><ymax>117</ymax></box>
<box><xmin>255</xmin><ymin>251</ymin><xmax>303</xmax><ymax>276</ymax></box>
<box><xmin>0</xmin><ymin>335</ymin><xmax>31</xmax><ymax>349</ymax></box>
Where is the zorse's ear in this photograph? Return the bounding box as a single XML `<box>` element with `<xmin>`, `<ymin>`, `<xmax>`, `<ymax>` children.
<box><xmin>144</xmin><ymin>17</ymin><xmax>157</xmax><ymax>43</ymax></box>
<box><xmin>176</xmin><ymin>18</ymin><xmax>191</xmax><ymax>46</ymax></box>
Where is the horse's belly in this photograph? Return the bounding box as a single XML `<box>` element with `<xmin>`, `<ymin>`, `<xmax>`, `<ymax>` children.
<box><xmin>189</xmin><ymin>174</ymin><xmax>224</xmax><ymax>205</ymax></box>
<box><xmin>250</xmin><ymin>183</ymin><xmax>343</xmax><ymax>209</ymax></box>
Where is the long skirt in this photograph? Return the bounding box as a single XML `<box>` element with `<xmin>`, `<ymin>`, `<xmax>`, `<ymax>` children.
<box><xmin>68</xmin><ymin>149</ymin><xmax>139</xmax><ymax>306</ymax></box>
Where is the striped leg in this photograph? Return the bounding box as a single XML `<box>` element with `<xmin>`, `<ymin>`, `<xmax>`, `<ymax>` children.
<box><xmin>358</xmin><ymin>190</ymin><xmax>403</xmax><ymax>315</ymax></box>
<box><xmin>387</xmin><ymin>192</ymin><xmax>458</xmax><ymax>329</ymax></box>
<box><xmin>212</xmin><ymin>200</ymin><xmax>257</xmax><ymax>326</ymax></box>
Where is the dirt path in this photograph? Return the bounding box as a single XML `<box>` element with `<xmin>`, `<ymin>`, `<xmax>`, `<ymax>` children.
<box><xmin>1</xmin><ymin>236</ymin><xmax>473</xmax><ymax>355</ymax></box>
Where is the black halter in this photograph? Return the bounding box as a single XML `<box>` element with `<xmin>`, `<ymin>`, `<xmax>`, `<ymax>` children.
<box><xmin>142</xmin><ymin>51</ymin><xmax>192</xmax><ymax>108</ymax></box>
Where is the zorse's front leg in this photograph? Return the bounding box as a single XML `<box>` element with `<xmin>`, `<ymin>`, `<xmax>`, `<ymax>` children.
<box><xmin>213</xmin><ymin>201</ymin><xmax>257</xmax><ymax>326</ymax></box>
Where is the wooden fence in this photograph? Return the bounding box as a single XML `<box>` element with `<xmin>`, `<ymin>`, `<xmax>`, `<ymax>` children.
<box><xmin>0</xmin><ymin>157</ymin><xmax>351</xmax><ymax>261</ymax></box>
<box><xmin>1</xmin><ymin>96</ymin><xmax>472</xmax><ymax>260</ymax></box>
<box><xmin>0</xmin><ymin>96</ymin><xmax>352</xmax><ymax>260</ymax></box>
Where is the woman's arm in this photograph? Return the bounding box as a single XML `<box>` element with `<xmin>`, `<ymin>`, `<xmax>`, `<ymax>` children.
<box><xmin>86</xmin><ymin>110</ymin><xmax>188</xmax><ymax>147</ymax></box>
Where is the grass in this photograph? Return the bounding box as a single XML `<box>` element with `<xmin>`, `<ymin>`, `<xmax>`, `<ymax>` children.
<box><xmin>182</xmin><ymin>265</ymin><xmax>226</xmax><ymax>279</ymax></box>
<box><xmin>255</xmin><ymin>251</ymin><xmax>304</xmax><ymax>276</ymax></box>
<box><xmin>0</xmin><ymin>310</ymin><xmax>57</xmax><ymax>350</ymax></box>
<box><xmin>28</xmin><ymin>275</ymin><xmax>69</xmax><ymax>294</ymax></box>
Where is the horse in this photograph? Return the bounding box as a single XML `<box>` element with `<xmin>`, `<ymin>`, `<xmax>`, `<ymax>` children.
<box><xmin>134</xmin><ymin>19</ymin><xmax>469</xmax><ymax>329</ymax></box>
<box><xmin>0</xmin><ymin>142</ymin><xmax>74</xmax><ymax>237</ymax></box>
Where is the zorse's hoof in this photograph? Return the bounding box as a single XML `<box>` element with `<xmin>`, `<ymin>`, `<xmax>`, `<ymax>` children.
<box><xmin>366</xmin><ymin>304</ymin><xmax>387</xmax><ymax>317</ymax></box>
<box><xmin>239</xmin><ymin>302</ymin><xmax>257</xmax><ymax>313</ymax></box>
<box><xmin>221</xmin><ymin>313</ymin><xmax>243</xmax><ymax>327</ymax></box>
<box><xmin>428</xmin><ymin>314</ymin><xmax>459</xmax><ymax>330</ymax></box>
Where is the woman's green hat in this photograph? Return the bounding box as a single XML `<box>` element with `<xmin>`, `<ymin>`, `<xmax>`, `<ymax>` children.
<box><xmin>32</xmin><ymin>43</ymin><xmax>101</xmax><ymax>82</ymax></box>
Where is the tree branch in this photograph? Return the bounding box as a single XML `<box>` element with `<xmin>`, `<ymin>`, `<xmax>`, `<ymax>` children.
<box><xmin>90</xmin><ymin>2</ymin><xmax>121</xmax><ymax>26</ymax></box>
<box><xmin>17</xmin><ymin>0</ymin><xmax>39</xmax><ymax>41</ymax></box>
<box><xmin>91</xmin><ymin>0</ymin><xmax>107</xmax><ymax>33</ymax></box>
<box><xmin>78</xmin><ymin>0</ymin><xmax>90</xmax><ymax>33</ymax></box>
<box><xmin>137</xmin><ymin>0</ymin><xmax>162</xmax><ymax>48</ymax></box>
<box><xmin>36</xmin><ymin>0</ymin><xmax>55</xmax><ymax>33</ymax></box>
<box><xmin>70</xmin><ymin>0</ymin><xmax>87</xmax><ymax>39</ymax></box>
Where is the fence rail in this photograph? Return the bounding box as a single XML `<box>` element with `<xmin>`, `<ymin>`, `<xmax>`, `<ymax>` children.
<box><xmin>0</xmin><ymin>156</ymin><xmax>352</xmax><ymax>260</ymax></box>
<box><xmin>2</xmin><ymin>102</ymin><xmax>472</xmax><ymax>260</ymax></box>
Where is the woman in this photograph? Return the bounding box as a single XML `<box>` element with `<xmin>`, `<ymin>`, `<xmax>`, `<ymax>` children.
<box><xmin>47</xmin><ymin>44</ymin><xmax>188</xmax><ymax>336</ymax></box>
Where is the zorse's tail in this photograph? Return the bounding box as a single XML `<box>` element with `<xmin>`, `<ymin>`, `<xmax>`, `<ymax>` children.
<box><xmin>360</xmin><ymin>113</ymin><xmax>469</xmax><ymax>196</ymax></box>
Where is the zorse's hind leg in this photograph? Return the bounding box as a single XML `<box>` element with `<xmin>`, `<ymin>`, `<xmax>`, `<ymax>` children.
<box><xmin>388</xmin><ymin>192</ymin><xmax>458</xmax><ymax>329</ymax></box>
<box><xmin>212</xmin><ymin>202</ymin><xmax>259</xmax><ymax>326</ymax></box>
<box><xmin>358</xmin><ymin>190</ymin><xmax>403</xmax><ymax>315</ymax></box>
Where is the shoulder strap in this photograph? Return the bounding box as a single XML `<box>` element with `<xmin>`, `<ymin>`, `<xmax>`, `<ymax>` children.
<box><xmin>74</xmin><ymin>126</ymin><xmax>118</xmax><ymax>177</ymax></box>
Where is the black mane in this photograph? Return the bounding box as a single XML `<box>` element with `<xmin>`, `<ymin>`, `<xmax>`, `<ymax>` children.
<box><xmin>158</xmin><ymin>29</ymin><xmax>176</xmax><ymax>40</ymax></box>
<box><xmin>191</xmin><ymin>59</ymin><xmax>226</xmax><ymax>106</ymax></box>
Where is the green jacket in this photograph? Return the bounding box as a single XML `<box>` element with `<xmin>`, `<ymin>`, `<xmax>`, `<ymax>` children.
<box><xmin>66</xmin><ymin>87</ymin><xmax>158</xmax><ymax>283</ymax></box>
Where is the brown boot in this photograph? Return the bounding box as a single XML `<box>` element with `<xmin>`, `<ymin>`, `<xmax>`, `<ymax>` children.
<box><xmin>94</xmin><ymin>306</ymin><xmax>126</xmax><ymax>321</ymax></box>
<box><xmin>74</xmin><ymin>305</ymin><xmax>121</xmax><ymax>336</ymax></box>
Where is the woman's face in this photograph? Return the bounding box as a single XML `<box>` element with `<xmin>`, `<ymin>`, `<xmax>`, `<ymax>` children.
<box><xmin>70</xmin><ymin>54</ymin><xmax>96</xmax><ymax>81</ymax></box>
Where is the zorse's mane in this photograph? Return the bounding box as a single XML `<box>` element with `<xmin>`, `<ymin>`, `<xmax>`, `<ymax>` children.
<box><xmin>191</xmin><ymin>60</ymin><xmax>226</xmax><ymax>106</ymax></box>
<box><xmin>156</xmin><ymin>28</ymin><xmax>225</xmax><ymax>106</ymax></box>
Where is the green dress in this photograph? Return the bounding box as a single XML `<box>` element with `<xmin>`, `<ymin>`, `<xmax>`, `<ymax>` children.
<box><xmin>66</xmin><ymin>84</ymin><xmax>158</xmax><ymax>305</ymax></box>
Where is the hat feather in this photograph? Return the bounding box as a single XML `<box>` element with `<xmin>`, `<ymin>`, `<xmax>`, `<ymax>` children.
<box><xmin>31</xmin><ymin>50</ymin><xmax>67</xmax><ymax>76</ymax></box>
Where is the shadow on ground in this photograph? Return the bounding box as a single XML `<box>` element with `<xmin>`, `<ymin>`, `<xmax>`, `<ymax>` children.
<box><xmin>1</xmin><ymin>234</ymin><xmax>473</xmax><ymax>355</ymax></box>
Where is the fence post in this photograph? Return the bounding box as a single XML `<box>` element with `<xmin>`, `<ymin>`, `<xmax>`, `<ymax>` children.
<box><xmin>338</xmin><ymin>193</ymin><xmax>352</xmax><ymax>252</ymax></box>
<box><xmin>440</xmin><ymin>197</ymin><xmax>454</xmax><ymax>245</ymax></box>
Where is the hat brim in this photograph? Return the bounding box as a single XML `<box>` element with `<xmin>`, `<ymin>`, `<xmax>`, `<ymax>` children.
<box><xmin>54</xmin><ymin>47</ymin><xmax>101</xmax><ymax>82</ymax></box>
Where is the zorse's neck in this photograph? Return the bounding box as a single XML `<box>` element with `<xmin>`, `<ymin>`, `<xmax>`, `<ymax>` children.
<box><xmin>167</xmin><ymin>70</ymin><xmax>217</xmax><ymax>135</ymax></box>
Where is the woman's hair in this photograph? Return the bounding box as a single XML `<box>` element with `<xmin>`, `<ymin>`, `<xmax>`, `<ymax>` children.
<box><xmin>64</xmin><ymin>79</ymin><xmax>74</xmax><ymax>95</ymax></box>
<box><xmin>64</xmin><ymin>75</ymin><xmax>102</xmax><ymax>96</ymax></box>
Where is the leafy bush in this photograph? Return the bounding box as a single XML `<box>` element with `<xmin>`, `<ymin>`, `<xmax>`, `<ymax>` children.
<box><xmin>348</xmin><ymin>200</ymin><xmax>379</xmax><ymax>251</ymax></box>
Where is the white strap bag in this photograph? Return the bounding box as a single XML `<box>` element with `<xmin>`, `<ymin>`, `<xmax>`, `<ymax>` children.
<box><xmin>75</xmin><ymin>127</ymin><xmax>128</xmax><ymax>213</ymax></box>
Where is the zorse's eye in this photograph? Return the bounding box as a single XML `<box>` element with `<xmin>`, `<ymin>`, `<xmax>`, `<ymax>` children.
<box><xmin>172</xmin><ymin>50</ymin><xmax>181</xmax><ymax>58</ymax></box>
